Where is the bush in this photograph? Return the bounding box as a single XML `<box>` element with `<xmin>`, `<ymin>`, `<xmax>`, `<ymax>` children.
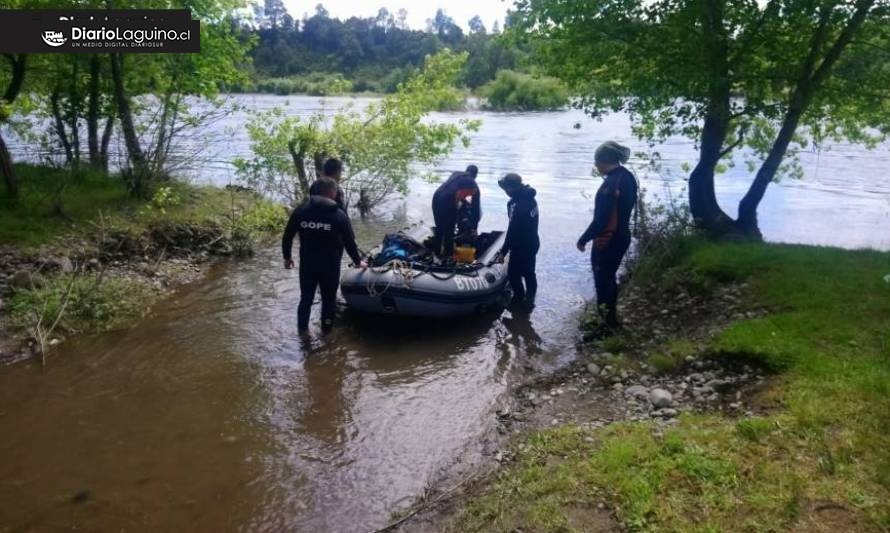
<box><xmin>10</xmin><ymin>275</ymin><xmax>152</xmax><ymax>334</ymax></box>
<box><xmin>481</xmin><ymin>70</ymin><xmax>569</xmax><ymax>111</ymax></box>
<box><xmin>254</xmin><ymin>73</ymin><xmax>354</xmax><ymax>96</ymax></box>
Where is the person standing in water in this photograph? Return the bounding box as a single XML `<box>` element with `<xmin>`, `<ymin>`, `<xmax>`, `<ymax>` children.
<box><xmin>496</xmin><ymin>173</ymin><xmax>540</xmax><ymax>307</ymax></box>
<box><xmin>431</xmin><ymin>165</ymin><xmax>481</xmax><ymax>261</ymax></box>
<box><xmin>320</xmin><ymin>157</ymin><xmax>348</xmax><ymax>211</ymax></box>
<box><xmin>577</xmin><ymin>141</ymin><xmax>638</xmax><ymax>333</ymax></box>
<box><xmin>283</xmin><ymin>177</ymin><xmax>366</xmax><ymax>333</ymax></box>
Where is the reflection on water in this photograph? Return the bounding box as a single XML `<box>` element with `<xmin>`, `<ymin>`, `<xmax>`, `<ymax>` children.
<box><xmin>1</xmin><ymin>95</ymin><xmax>888</xmax><ymax>532</ymax></box>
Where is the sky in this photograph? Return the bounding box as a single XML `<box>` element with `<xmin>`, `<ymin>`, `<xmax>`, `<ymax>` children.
<box><xmin>282</xmin><ymin>0</ymin><xmax>511</xmax><ymax>31</ymax></box>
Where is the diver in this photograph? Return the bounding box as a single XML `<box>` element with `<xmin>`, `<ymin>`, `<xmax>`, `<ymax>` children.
<box><xmin>495</xmin><ymin>173</ymin><xmax>540</xmax><ymax>306</ymax></box>
<box><xmin>431</xmin><ymin>165</ymin><xmax>481</xmax><ymax>261</ymax></box>
<box><xmin>576</xmin><ymin>141</ymin><xmax>638</xmax><ymax>334</ymax></box>
<box><xmin>282</xmin><ymin>177</ymin><xmax>366</xmax><ymax>333</ymax></box>
<box><xmin>319</xmin><ymin>157</ymin><xmax>348</xmax><ymax>211</ymax></box>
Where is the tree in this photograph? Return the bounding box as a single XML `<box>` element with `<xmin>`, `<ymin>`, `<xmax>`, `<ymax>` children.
<box><xmin>469</xmin><ymin>15</ymin><xmax>487</xmax><ymax>35</ymax></box>
<box><xmin>263</xmin><ymin>0</ymin><xmax>288</xmax><ymax>29</ymax></box>
<box><xmin>107</xmin><ymin>1</ymin><xmax>252</xmax><ymax>196</ymax></box>
<box><xmin>513</xmin><ymin>0</ymin><xmax>890</xmax><ymax>237</ymax></box>
<box><xmin>427</xmin><ymin>9</ymin><xmax>464</xmax><ymax>45</ymax></box>
<box><xmin>1</xmin><ymin>53</ymin><xmax>27</xmax><ymax>197</ymax></box>
<box><xmin>395</xmin><ymin>8</ymin><xmax>409</xmax><ymax>30</ymax></box>
<box><xmin>234</xmin><ymin>50</ymin><xmax>481</xmax><ymax>215</ymax></box>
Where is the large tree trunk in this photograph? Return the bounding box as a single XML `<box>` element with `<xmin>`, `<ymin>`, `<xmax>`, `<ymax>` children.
<box><xmin>687</xmin><ymin>0</ymin><xmax>734</xmax><ymax>234</ymax></box>
<box><xmin>109</xmin><ymin>53</ymin><xmax>148</xmax><ymax>195</ymax></box>
<box><xmin>51</xmin><ymin>89</ymin><xmax>74</xmax><ymax>165</ymax></box>
<box><xmin>287</xmin><ymin>139</ymin><xmax>311</xmax><ymax>203</ymax></box>
<box><xmin>99</xmin><ymin>114</ymin><xmax>114</xmax><ymax>172</ymax></box>
<box><xmin>87</xmin><ymin>55</ymin><xmax>101</xmax><ymax>168</ymax></box>
<box><xmin>689</xmin><ymin>109</ymin><xmax>733</xmax><ymax>232</ymax></box>
<box><xmin>0</xmin><ymin>132</ymin><xmax>16</xmax><ymax>197</ymax></box>
<box><xmin>1</xmin><ymin>53</ymin><xmax>27</xmax><ymax>197</ymax></box>
<box><xmin>736</xmin><ymin>105</ymin><xmax>805</xmax><ymax>236</ymax></box>
<box><xmin>736</xmin><ymin>0</ymin><xmax>873</xmax><ymax>237</ymax></box>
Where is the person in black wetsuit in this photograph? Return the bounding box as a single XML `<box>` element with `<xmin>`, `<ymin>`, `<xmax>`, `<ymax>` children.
<box><xmin>577</xmin><ymin>141</ymin><xmax>638</xmax><ymax>333</ymax></box>
<box><xmin>496</xmin><ymin>173</ymin><xmax>540</xmax><ymax>306</ymax></box>
<box><xmin>431</xmin><ymin>165</ymin><xmax>481</xmax><ymax>260</ymax></box>
<box><xmin>282</xmin><ymin>177</ymin><xmax>366</xmax><ymax>333</ymax></box>
<box><xmin>320</xmin><ymin>157</ymin><xmax>348</xmax><ymax>211</ymax></box>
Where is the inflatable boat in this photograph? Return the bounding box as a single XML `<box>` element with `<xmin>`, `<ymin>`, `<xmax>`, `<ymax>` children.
<box><xmin>340</xmin><ymin>230</ymin><xmax>512</xmax><ymax>318</ymax></box>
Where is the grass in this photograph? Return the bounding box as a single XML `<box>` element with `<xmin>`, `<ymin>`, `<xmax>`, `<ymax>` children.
<box><xmin>9</xmin><ymin>274</ymin><xmax>152</xmax><ymax>334</ymax></box>
<box><xmin>0</xmin><ymin>164</ymin><xmax>285</xmax><ymax>249</ymax></box>
<box><xmin>2</xmin><ymin>164</ymin><xmax>287</xmax><ymax>342</ymax></box>
<box><xmin>456</xmin><ymin>240</ymin><xmax>890</xmax><ymax>532</ymax></box>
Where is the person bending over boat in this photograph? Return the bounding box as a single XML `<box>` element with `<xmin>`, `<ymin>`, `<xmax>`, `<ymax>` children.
<box><xmin>496</xmin><ymin>173</ymin><xmax>540</xmax><ymax>307</ymax></box>
<box><xmin>320</xmin><ymin>157</ymin><xmax>348</xmax><ymax>211</ymax></box>
<box><xmin>283</xmin><ymin>177</ymin><xmax>367</xmax><ymax>333</ymax></box>
<box><xmin>576</xmin><ymin>141</ymin><xmax>638</xmax><ymax>334</ymax></box>
<box><xmin>431</xmin><ymin>164</ymin><xmax>481</xmax><ymax>261</ymax></box>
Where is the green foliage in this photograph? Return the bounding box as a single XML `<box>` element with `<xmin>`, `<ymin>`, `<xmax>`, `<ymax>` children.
<box><xmin>10</xmin><ymin>275</ymin><xmax>152</xmax><ymax>334</ymax></box>
<box><xmin>481</xmin><ymin>70</ymin><xmax>569</xmax><ymax>111</ymax></box>
<box><xmin>142</xmin><ymin>186</ymin><xmax>182</xmax><ymax>216</ymax></box>
<box><xmin>251</xmin><ymin>73</ymin><xmax>354</xmax><ymax>96</ymax></box>
<box><xmin>234</xmin><ymin>50</ymin><xmax>481</xmax><ymax>212</ymax></box>
<box><xmin>0</xmin><ymin>164</ymin><xmax>136</xmax><ymax>247</ymax></box>
<box><xmin>0</xmin><ymin>164</ymin><xmax>281</xmax><ymax>249</ymax></box>
<box><xmin>242</xmin><ymin>4</ymin><xmax>524</xmax><ymax>92</ymax></box>
<box><xmin>512</xmin><ymin>0</ymin><xmax>890</xmax><ymax>229</ymax></box>
<box><xmin>456</xmin><ymin>241</ymin><xmax>890</xmax><ymax>532</ymax></box>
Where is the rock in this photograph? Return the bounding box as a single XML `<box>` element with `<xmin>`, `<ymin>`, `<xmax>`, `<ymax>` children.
<box><xmin>88</xmin><ymin>258</ymin><xmax>100</xmax><ymax>269</ymax></box>
<box><xmin>656</xmin><ymin>408</ymin><xmax>679</xmax><ymax>418</ymax></box>
<box><xmin>685</xmin><ymin>355</ymin><xmax>695</xmax><ymax>363</ymax></box>
<box><xmin>649</xmin><ymin>388</ymin><xmax>674</xmax><ymax>408</ymax></box>
<box><xmin>10</xmin><ymin>270</ymin><xmax>34</xmax><ymax>290</ymax></box>
<box><xmin>586</xmin><ymin>363</ymin><xmax>601</xmax><ymax>376</ymax></box>
<box><xmin>57</xmin><ymin>256</ymin><xmax>74</xmax><ymax>274</ymax></box>
<box><xmin>625</xmin><ymin>385</ymin><xmax>649</xmax><ymax>399</ymax></box>
<box><xmin>705</xmin><ymin>379</ymin><xmax>729</xmax><ymax>392</ymax></box>
<box><xmin>49</xmin><ymin>338</ymin><xmax>61</xmax><ymax>347</ymax></box>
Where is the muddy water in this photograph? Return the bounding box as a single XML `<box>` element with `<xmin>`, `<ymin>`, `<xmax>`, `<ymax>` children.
<box><xmin>2</xmin><ymin>96</ymin><xmax>889</xmax><ymax>532</ymax></box>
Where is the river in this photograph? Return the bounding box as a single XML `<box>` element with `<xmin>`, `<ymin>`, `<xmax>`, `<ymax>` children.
<box><xmin>1</xmin><ymin>95</ymin><xmax>888</xmax><ymax>532</ymax></box>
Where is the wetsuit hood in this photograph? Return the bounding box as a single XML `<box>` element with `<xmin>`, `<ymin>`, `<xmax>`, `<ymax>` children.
<box><xmin>509</xmin><ymin>184</ymin><xmax>537</xmax><ymax>199</ymax></box>
<box><xmin>309</xmin><ymin>195</ymin><xmax>339</xmax><ymax>209</ymax></box>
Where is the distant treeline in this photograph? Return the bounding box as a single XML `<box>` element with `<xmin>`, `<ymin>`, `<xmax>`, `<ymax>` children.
<box><xmin>231</xmin><ymin>2</ymin><xmax>528</xmax><ymax>95</ymax></box>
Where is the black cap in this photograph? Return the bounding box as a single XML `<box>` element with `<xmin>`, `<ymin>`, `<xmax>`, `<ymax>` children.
<box><xmin>466</xmin><ymin>164</ymin><xmax>479</xmax><ymax>178</ymax></box>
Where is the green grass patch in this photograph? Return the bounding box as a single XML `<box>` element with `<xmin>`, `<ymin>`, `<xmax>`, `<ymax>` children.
<box><xmin>9</xmin><ymin>274</ymin><xmax>152</xmax><ymax>334</ymax></box>
<box><xmin>457</xmin><ymin>240</ymin><xmax>890</xmax><ymax>532</ymax></box>
<box><xmin>0</xmin><ymin>164</ymin><xmax>285</xmax><ymax>249</ymax></box>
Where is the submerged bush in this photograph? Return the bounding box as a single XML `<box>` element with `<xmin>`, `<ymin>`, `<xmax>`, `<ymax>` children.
<box><xmin>481</xmin><ymin>70</ymin><xmax>569</xmax><ymax>111</ymax></box>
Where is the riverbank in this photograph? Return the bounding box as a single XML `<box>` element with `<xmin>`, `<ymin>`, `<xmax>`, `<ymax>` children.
<box><xmin>413</xmin><ymin>240</ymin><xmax>890</xmax><ymax>532</ymax></box>
<box><xmin>0</xmin><ymin>165</ymin><xmax>286</xmax><ymax>365</ymax></box>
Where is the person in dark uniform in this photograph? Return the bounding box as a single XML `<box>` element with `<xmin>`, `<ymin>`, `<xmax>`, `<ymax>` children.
<box><xmin>496</xmin><ymin>173</ymin><xmax>540</xmax><ymax>306</ymax></box>
<box><xmin>321</xmin><ymin>157</ymin><xmax>348</xmax><ymax>211</ymax></box>
<box><xmin>577</xmin><ymin>141</ymin><xmax>638</xmax><ymax>332</ymax></box>
<box><xmin>431</xmin><ymin>165</ymin><xmax>481</xmax><ymax>260</ymax></box>
<box><xmin>283</xmin><ymin>177</ymin><xmax>366</xmax><ymax>333</ymax></box>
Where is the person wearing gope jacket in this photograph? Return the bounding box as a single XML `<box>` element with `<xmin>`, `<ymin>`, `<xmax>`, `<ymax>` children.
<box><xmin>497</xmin><ymin>173</ymin><xmax>540</xmax><ymax>307</ymax></box>
<box><xmin>577</xmin><ymin>141</ymin><xmax>638</xmax><ymax>333</ymax></box>
<box><xmin>282</xmin><ymin>177</ymin><xmax>366</xmax><ymax>333</ymax></box>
